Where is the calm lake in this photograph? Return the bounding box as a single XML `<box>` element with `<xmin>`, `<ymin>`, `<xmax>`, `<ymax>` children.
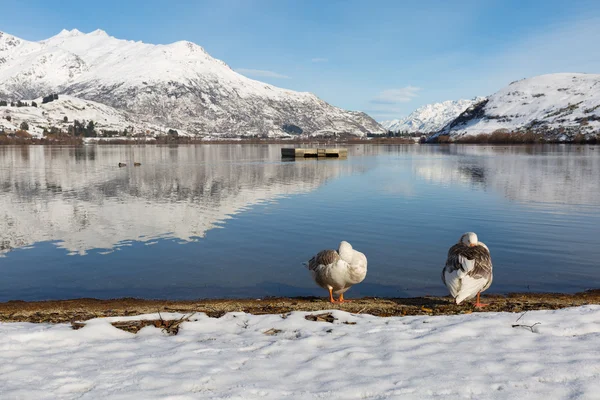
<box><xmin>0</xmin><ymin>144</ymin><xmax>599</xmax><ymax>301</ymax></box>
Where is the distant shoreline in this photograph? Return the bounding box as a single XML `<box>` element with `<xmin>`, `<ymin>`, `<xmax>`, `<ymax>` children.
<box><xmin>1</xmin><ymin>139</ymin><xmax>598</xmax><ymax>146</ymax></box>
<box><xmin>1</xmin><ymin>290</ymin><xmax>598</xmax><ymax>323</ymax></box>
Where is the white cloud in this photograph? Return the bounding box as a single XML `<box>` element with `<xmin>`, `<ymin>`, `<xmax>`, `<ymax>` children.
<box><xmin>364</xmin><ymin>86</ymin><xmax>422</xmax><ymax>118</ymax></box>
<box><xmin>311</xmin><ymin>58</ymin><xmax>328</xmax><ymax>63</ymax></box>
<box><xmin>371</xmin><ymin>86</ymin><xmax>421</xmax><ymax>104</ymax></box>
<box><xmin>364</xmin><ymin>104</ymin><xmax>406</xmax><ymax>113</ymax></box>
<box><xmin>235</xmin><ymin>69</ymin><xmax>291</xmax><ymax>79</ymax></box>
<box><xmin>362</xmin><ymin>105</ymin><xmax>410</xmax><ymax>120</ymax></box>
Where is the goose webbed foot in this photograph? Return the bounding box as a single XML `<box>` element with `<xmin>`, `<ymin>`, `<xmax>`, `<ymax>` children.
<box><xmin>338</xmin><ymin>293</ymin><xmax>352</xmax><ymax>303</ymax></box>
<box><xmin>474</xmin><ymin>292</ymin><xmax>489</xmax><ymax>308</ymax></box>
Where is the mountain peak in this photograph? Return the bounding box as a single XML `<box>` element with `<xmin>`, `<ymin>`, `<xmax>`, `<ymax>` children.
<box><xmin>88</xmin><ymin>29</ymin><xmax>108</xmax><ymax>37</ymax></box>
<box><xmin>168</xmin><ymin>40</ymin><xmax>208</xmax><ymax>55</ymax></box>
<box><xmin>46</xmin><ymin>29</ymin><xmax>109</xmax><ymax>42</ymax></box>
<box><xmin>55</xmin><ymin>29</ymin><xmax>85</xmax><ymax>38</ymax></box>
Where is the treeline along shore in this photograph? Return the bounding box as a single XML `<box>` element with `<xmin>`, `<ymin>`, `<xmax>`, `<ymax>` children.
<box><xmin>1</xmin><ymin>131</ymin><xmax>598</xmax><ymax>145</ymax></box>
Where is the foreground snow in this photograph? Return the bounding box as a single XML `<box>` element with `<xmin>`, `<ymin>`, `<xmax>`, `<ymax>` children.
<box><xmin>1</xmin><ymin>306</ymin><xmax>599</xmax><ymax>399</ymax></box>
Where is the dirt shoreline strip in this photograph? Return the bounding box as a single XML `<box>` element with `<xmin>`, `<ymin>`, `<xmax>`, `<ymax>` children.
<box><xmin>1</xmin><ymin>290</ymin><xmax>599</xmax><ymax>323</ymax></box>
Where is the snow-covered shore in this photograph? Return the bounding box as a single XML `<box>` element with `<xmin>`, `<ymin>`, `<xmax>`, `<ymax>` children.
<box><xmin>1</xmin><ymin>306</ymin><xmax>599</xmax><ymax>399</ymax></box>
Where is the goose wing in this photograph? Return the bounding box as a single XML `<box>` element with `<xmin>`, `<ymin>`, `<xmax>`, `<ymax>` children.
<box><xmin>307</xmin><ymin>249</ymin><xmax>339</xmax><ymax>271</ymax></box>
<box><xmin>464</xmin><ymin>244</ymin><xmax>493</xmax><ymax>281</ymax></box>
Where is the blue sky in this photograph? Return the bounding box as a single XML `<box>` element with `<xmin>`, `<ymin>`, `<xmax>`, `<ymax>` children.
<box><xmin>2</xmin><ymin>0</ymin><xmax>600</xmax><ymax>121</ymax></box>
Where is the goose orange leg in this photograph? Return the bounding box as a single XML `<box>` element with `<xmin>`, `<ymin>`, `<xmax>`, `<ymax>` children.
<box><xmin>328</xmin><ymin>288</ymin><xmax>337</xmax><ymax>303</ymax></box>
<box><xmin>474</xmin><ymin>292</ymin><xmax>488</xmax><ymax>308</ymax></box>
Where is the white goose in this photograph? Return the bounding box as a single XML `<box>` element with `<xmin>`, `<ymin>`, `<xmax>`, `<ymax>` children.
<box><xmin>306</xmin><ymin>241</ymin><xmax>367</xmax><ymax>303</ymax></box>
<box><xmin>442</xmin><ymin>232</ymin><xmax>493</xmax><ymax>307</ymax></box>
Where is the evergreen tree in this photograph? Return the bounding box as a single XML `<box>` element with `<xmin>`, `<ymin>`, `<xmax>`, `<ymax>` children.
<box><xmin>20</xmin><ymin>121</ymin><xmax>29</xmax><ymax>131</ymax></box>
<box><xmin>42</xmin><ymin>93</ymin><xmax>58</xmax><ymax>104</ymax></box>
<box><xmin>86</xmin><ymin>120</ymin><xmax>96</xmax><ymax>137</ymax></box>
<box><xmin>73</xmin><ymin>120</ymin><xmax>84</xmax><ymax>136</ymax></box>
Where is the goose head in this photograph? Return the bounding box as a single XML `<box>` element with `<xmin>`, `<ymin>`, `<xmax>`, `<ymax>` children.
<box><xmin>459</xmin><ymin>232</ymin><xmax>479</xmax><ymax>247</ymax></box>
<box><xmin>338</xmin><ymin>241</ymin><xmax>354</xmax><ymax>260</ymax></box>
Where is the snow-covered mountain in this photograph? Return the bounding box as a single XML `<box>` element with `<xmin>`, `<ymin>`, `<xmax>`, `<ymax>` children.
<box><xmin>381</xmin><ymin>98</ymin><xmax>484</xmax><ymax>133</ymax></box>
<box><xmin>439</xmin><ymin>73</ymin><xmax>600</xmax><ymax>138</ymax></box>
<box><xmin>0</xmin><ymin>29</ymin><xmax>384</xmax><ymax>137</ymax></box>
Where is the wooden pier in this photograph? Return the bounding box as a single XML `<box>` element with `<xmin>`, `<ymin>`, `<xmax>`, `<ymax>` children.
<box><xmin>281</xmin><ymin>148</ymin><xmax>347</xmax><ymax>158</ymax></box>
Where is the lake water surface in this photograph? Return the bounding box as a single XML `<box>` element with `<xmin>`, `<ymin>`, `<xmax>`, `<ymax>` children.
<box><xmin>1</xmin><ymin>144</ymin><xmax>599</xmax><ymax>301</ymax></box>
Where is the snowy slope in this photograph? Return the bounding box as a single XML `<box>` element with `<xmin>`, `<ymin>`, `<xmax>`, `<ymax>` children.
<box><xmin>0</xmin><ymin>95</ymin><xmax>167</xmax><ymax>137</ymax></box>
<box><xmin>0</xmin><ymin>29</ymin><xmax>384</xmax><ymax>137</ymax></box>
<box><xmin>381</xmin><ymin>97</ymin><xmax>485</xmax><ymax>133</ymax></box>
<box><xmin>1</xmin><ymin>306</ymin><xmax>599</xmax><ymax>399</ymax></box>
<box><xmin>440</xmin><ymin>73</ymin><xmax>600</xmax><ymax>137</ymax></box>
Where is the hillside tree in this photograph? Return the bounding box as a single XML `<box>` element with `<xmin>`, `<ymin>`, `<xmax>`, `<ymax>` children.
<box><xmin>86</xmin><ymin>120</ymin><xmax>96</xmax><ymax>137</ymax></box>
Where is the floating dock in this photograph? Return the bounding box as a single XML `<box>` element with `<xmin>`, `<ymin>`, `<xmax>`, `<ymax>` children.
<box><xmin>281</xmin><ymin>148</ymin><xmax>347</xmax><ymax>158</ymax></box>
